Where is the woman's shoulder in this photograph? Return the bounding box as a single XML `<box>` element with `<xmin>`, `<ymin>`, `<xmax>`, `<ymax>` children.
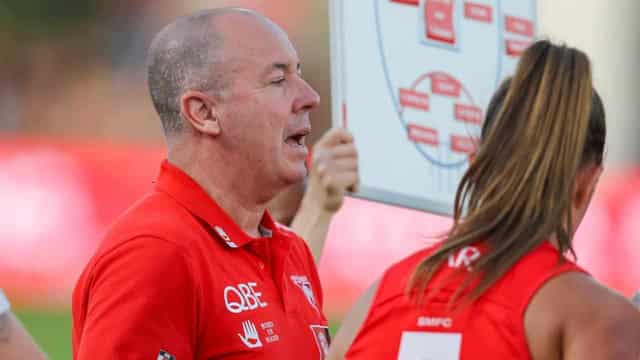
<box><xmin>525</xmin><ymin>271</ymin><xmax>640</xmax><ymax>359</ymax></box>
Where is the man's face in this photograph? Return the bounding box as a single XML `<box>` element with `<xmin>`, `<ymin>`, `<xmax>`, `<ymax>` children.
<box><xmin>214</xmin><ymin>16</ymin><xmax>319</xmax><ymax>191</ymax></box>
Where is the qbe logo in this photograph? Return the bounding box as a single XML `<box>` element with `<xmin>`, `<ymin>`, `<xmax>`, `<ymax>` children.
<box><xmin>224</xmin><ymin>282</ymin><xmax>268</xmax><ymax>314</ymax></box>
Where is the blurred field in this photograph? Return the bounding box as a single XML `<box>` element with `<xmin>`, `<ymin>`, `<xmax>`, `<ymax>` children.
<box><xmin>15</xmin><ymin>308</ymin><xmax>72</xmax><ymax>360</ymax></box>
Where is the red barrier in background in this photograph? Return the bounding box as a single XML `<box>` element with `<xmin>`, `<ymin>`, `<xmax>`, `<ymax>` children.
<box><xmin>1</xmin><ymin>136</ymin><xmax>639</xmax><ymax>314</ymax></box>
<box><xmin>0</xmin><ymin>137</ymin><xmax>164</xmax><ymax>306</ymax></box>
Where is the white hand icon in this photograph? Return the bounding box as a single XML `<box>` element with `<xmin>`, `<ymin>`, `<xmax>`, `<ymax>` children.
<box><xmin>238</xmin><ymin>320</ymin><xmax>263</xmax><ymax>349</ymax></box>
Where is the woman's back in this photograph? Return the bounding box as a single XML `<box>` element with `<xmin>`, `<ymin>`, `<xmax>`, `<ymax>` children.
<box><xmin>345</xmin><ymin>241</ymin><xmax>585</xmax><ymax>359</ymax></box>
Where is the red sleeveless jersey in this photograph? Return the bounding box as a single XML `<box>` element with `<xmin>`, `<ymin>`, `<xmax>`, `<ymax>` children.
<box><xmin>345</xmin><ymin>241</ymin><xmax>586</xmax><ymax>360</ymax></box>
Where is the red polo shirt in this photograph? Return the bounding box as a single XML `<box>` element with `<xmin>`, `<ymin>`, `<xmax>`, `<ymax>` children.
<box><xmin>72</xmin><ymin>160</ymin><xmax>329</xmax><ymax>360</ymax></box>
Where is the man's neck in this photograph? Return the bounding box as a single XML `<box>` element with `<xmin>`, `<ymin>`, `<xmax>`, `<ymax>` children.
<box><xmin>206</xmin><ymin>181</ymin><xmax>265</xmax><ymax>238</ymax></box>
<box><xmin>168</xmin><ymin>153</ymin><xmax>270</xmax><ymax>238</ymax></box>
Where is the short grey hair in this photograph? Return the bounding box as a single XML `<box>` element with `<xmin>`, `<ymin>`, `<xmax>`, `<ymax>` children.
<box><xmin>147</xmin><ymin>9</ymin><xmax>243</xmax><ymax>135</ymax></box>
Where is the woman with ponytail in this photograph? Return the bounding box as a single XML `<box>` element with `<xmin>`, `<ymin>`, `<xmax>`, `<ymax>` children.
<box><xmin>327</xmin><ymin>40</ymin><xmax>640</xmax><ymax>360</ymax></box>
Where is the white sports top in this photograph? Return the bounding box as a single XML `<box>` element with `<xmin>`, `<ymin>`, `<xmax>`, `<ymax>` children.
<box><xmin>0</xmin><ymin>289</ymin><xmax>10</xmax><ymax>315</ymax></box>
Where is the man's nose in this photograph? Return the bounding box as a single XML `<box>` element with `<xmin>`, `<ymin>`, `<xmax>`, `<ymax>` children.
<box><xmin>293</xmin><ymin>78</ymin><xmax>320</xmax><ymax>113</ymax></box>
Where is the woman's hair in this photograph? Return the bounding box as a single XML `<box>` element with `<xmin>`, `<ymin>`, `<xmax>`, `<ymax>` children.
<box><xmin>409</xmin><ymin>39</ymin><xmax>606</xmax><ymax>304</ymax></box>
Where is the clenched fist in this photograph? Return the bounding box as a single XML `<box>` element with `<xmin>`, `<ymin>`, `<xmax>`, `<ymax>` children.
<box><xmin>307</xmin><ymin>128</ymin><xmax>360</xmax><ymax>213</ymax></box>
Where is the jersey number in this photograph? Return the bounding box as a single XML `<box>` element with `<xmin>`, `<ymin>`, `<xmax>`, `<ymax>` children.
<box><xmin>397</xmin><ymin>331</ymin><xmax>462</xmax><ymax>360</ymax></box>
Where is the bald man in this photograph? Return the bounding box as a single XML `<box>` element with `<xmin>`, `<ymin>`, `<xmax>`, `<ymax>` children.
<box><xmin>72</xmin><ymin>8</ymin><xmax>331</xmax><ymax>359</ymax></box>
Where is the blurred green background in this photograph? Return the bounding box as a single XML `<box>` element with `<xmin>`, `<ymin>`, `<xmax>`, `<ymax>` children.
<box><xmin>16</xmin><ymin>309</ymin><xmax>71</xmax><ymax>359</ymax></box>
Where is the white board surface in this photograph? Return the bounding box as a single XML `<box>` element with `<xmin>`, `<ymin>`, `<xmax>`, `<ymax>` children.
<box><xmin>330</xmin><ymin>0</ymin><xmax>536</xmax><ymax>215</ymax></box>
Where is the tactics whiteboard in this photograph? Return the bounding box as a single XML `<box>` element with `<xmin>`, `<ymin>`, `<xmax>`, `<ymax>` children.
<box><xmin>330</xmin><ymin>0</ymin><xmax>536</xmax><ymax>215</ymax></box>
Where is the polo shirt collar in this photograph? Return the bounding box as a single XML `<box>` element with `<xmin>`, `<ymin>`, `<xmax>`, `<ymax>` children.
<box><xmin>154</xmin><ymin>159</ymin><xmax>278</xmax><ymax>249</ymax></box>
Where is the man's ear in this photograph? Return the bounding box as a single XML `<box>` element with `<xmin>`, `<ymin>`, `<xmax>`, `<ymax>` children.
<box><xmin>180</xmin><ymin>90</ymin><xmax>221</xmax><ymax>136</ymax></box>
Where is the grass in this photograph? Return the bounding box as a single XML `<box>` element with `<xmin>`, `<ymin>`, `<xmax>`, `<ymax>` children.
<box><xmin>14</xmin><ymin>308</ymin><xmax>72</xmax><ymax>360</ymax></box>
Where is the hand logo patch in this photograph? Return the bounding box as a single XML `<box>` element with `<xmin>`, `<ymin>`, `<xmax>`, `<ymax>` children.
<box><xmin>238</xmin><ymin>320</ymin><xmax>263</xmax><ymax>349</ymax></box>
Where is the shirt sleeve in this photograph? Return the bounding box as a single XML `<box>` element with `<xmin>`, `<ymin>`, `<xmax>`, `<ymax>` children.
<box><xmin>75</xmin><ymin>236</ymin><xmax>199</xmax><ymax>360</ymax></box>
<box><xmin>0</xmin><ymin>289</ymin><xmax>10</xmax><ymax>315</ymax></box>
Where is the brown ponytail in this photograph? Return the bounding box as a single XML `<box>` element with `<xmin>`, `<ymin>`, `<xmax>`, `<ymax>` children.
<box><xmin>410</xmin><ymin>40</ymin><xmax>606</xmax><ymax>304</ymax></box>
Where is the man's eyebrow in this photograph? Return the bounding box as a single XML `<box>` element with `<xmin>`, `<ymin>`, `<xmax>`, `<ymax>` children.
<box><xmin>265</xmin><ymin>62</ymin><xmax>301</xmax><ymax>76</ymax></box>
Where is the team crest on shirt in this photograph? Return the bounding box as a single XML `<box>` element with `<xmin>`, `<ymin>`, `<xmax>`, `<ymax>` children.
<box><xmin>290</xmin><ymin>275</ymin><xmax>318</xmax><ymax>312</ymax></box>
